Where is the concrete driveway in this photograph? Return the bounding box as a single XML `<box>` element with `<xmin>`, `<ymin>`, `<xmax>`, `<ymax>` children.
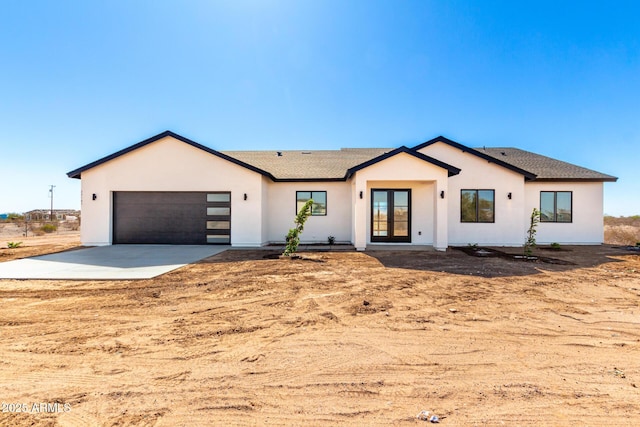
<box><xmin>0</xmin><ymin>245</ymin><xmax>228</xmax><ymax>280</ymax></box>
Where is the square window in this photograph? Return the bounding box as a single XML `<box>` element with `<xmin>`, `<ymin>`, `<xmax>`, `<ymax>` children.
<box><xmin>540</xmin><ymin>191</ymin><xmax>572</xmax><ymax>223</ymax></box>
<box><xmin>296</xmin><ymin>191</ymin><xmax>327</xmax><ymax>216</ymax></box>
<box><xmin>461</xmin><ymin>190</ymin><xmax>494</xmax><ymax>223</ymax></box>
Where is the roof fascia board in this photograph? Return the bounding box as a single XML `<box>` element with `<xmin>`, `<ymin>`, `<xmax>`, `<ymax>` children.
<box><xmin>531</xmin><ymin>177</ymin><xmax>618</xmax><ymax>183</ymax></box>
<box><xmin>412</xmin><ymin>136</ymin><xmax>537</xmax><ymax>180</ymax></box>
<box><xmin>67</xmin><ymin>130</ymin><xmax>276</xmax><ymax>180</ymax></box>
<box><xmin>346</xmin><ymin>146</ymin><xmax>461</xmax><ymax>178</ymax></box>
<box><xmin>272</xmin><ymin>177</ymin><xmax>347</xmax><ymax>182</ymax></box>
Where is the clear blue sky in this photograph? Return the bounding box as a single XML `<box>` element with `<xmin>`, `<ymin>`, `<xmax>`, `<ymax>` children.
<box><xmin>1</xmin><ymin>0</ymin><xmax>638</xmax><ymax>215</ymax></box>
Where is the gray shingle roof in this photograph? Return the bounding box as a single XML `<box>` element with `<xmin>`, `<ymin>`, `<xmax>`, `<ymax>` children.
<box><xmin>221</xmin><ymin>148</ymin><xmax>392</xmax><ymax>180</ymax></box>
<box><xmin>223</xmin><ymin>146</ymin><xmax>617</xmax><ymax>181</ymax></box>
<box><xmin>67</xmin><ymin>131</ymin><xmax>617</xmax><ymax>182</ymax></box>
<box><xmin>479</xmin><ymin>148</ymin><xmax>617</xmax><ymax>181</ymax></box>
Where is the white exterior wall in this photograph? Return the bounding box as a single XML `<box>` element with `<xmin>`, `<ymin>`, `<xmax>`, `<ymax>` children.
<box><xmin>417</xmin><ymin>142</ymin><xmax>526</xmax><ymax>246</ymax></box>
<box><xmin>525</xmin><ymin>182</ymin><xmax>604</xmax><ymax>244</ymax></box>
<box><xmin>79</xmin><ymin>136</ymin><xmax>265</xmax><ymax>246</ymax></box>
<box><xmin>261</xmin><ymin>176</ymin><xmax>270</xmax><ymax>245</ymax></box>
<box><xmin>265</xmin><ymin>181</ymin><xmax>352</xmax><ymax>244</ymax></box>
<box><xmin>351</xmin><ymin>152</ymin><xmax>449</xmax><ymax>250</ymax></box>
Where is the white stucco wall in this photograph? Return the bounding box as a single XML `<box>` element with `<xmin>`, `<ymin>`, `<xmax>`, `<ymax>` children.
<box><xmin>79</xmin><ymin>136</ymin><xmax>265</xmax><ymax>246</ymax></box>
<box><xmin>350</xmin><ymin>152</ymin><xmax>449</xmax><ymax>250</ymax></box>
<box><xmin>417</xmin><ymin>142</ymin><xmax>526</xmax><ymax>246</ymax></box>
<box><xmin>265</xmin><ymin>181</ymin><xmax>352</xmax><ymax>244</ymax></box>
<box><xmin>525</xmin><ymin>182</ymin><xmax>604</xmax><ymax>244</ymax></box>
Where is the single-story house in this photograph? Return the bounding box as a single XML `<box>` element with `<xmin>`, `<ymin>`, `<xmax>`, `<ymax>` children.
<box><xmin>25</xmin><ymin>209</ymin><xmax>81</xmax><ymax>222</ymax></box>
<box><xmin>67</xmin><ymin>131</ymin><xmax>617</xmax><ymax>250</ymax></box>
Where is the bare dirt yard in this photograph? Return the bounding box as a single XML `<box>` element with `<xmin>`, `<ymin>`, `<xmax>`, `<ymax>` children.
<box><xmin>1</xmin><ymin>235</ymin><xmax>639</xmax><ymax>426</ymax></box>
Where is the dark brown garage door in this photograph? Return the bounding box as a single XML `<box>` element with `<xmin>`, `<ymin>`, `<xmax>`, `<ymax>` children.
<box><xmin>113</xmin><ymin>192</ymin><xmax>231</xmax><ymax>244</ymax></box>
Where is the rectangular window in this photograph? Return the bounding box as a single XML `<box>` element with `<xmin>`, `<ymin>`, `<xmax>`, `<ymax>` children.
<box><xmin>461</xmin><ymin>190</ymin><xmax>495</xmax><ymax>223</ymax></box>
<box><xmin>207</xmin><ymin>193</ymin><xmax>231</xmax><ymax>203</ymax></box>
<box><xmin>540</xmin><ymin>191</ymin><xmax>572</xmax><ymax>222</ymax></box>
<box><xmin>296</xmin><ymin>191</ymin><xmax>327</xmax><ymax>216</ymax></box>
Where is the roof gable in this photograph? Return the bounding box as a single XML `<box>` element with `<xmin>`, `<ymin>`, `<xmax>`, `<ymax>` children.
<box><xmin>413</xmin><ymin>136</ymin><xmax>537</xmax><ymax>180</ymax></box>
<box><xmin>346</xmin><ymin>146</ymin><xmax>461</xmax><ymax>178</ymax></box>
<box><xmin>67</xmin><ymin>131</ymin><xmax>275</xmax><ymax>180</ymax></box>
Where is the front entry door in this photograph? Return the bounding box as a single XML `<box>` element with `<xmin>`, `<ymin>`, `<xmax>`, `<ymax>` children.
<box><xmin>371</xmin><ymin>189</ymin><xmax>411</xmax><ymax>242</ymax></box>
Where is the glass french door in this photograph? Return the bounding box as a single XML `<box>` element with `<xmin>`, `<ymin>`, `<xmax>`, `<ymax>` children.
<box><xmin>371</xmin><ymin>189</ymin><xmax>411</xmax><ymax>242</ymax></box>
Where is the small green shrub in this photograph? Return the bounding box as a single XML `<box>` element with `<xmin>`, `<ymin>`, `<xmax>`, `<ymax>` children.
<box><xmin>328</xmin><ymin>236</ymin><xmax>335</xmax><ymax>245</ymax></box>
<box><xmin>40</xmin><ymin>224</ymin><xmax>57</xmax><ymax>233</ymax></box>
<box><xmin>283</xmin><ymin>199</ymin><xmax>314</xmax><ymax>257</ymax></box>
<box><xmin>550</xmin><ymin>242</ymin><xmax>561</xmax><ymax>250</ymax></box>
<box><xmin>524</xmin><ymin>208</ymin><xmax>541</xmax><ymax>256</ymax></box>
<box><xmin>7</xmin><ymin>241</ymin><xmax>22</xmax><ymax>249</ymax></box>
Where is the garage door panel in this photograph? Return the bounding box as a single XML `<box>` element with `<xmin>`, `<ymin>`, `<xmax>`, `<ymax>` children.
<box><xmin>113</xmin><ymin>192</ymin><xmax>230</xmax><ymax>245</ymax></box>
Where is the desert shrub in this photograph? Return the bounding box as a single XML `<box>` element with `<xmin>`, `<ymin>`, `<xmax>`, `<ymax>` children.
<box><xmin>7</xmin><ymin>242</ymin><xmax>22</xmax><ymax>248</ymax></box>
<box><xmin>40</xmin><ymin>223</ymin><xmax>58</xmax><ymax>234</ymax></box>
<box><xmin>62</xmin><ymin>221</ymin><xmax>80</xmax><ymax>231</ymax></box>
<box><xmin>604</xmin><ymin>215</ymin><xmax>640</xmax><ymax>228</ymax></box>
<box><xmin>604</xmin><ymin>225</ymin><xmax>640</xmax><ymax>246</ymax></box>
<box><xmin>6</xmin><ymin>213</ymin><xmax>24</xmax><ymax>221</ymax></box>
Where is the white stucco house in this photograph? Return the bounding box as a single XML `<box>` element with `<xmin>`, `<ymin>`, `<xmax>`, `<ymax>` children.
<box><xmin>67</xmin><ymin>131</ymin><xmax>617</xmax><ymax>250</ymax></box>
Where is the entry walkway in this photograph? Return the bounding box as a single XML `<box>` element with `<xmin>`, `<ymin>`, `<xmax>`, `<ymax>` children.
<box><xmin>0</xmin><ymin>245</ymin><xmax>228</xmax><ymax>280</ymax></box>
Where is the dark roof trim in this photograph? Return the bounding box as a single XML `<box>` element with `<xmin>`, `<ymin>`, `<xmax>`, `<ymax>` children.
<box><xmin>412</xmin><ymin>136</ymin><xmax>537</xmax><ymax>180</ymax></box>
<box><xmin>531</xmin><ymin>177</ymin><xmax>618</xmax><ymax>183</ymax></box>
<box><xmin>346</xmin><ymin>146</ymin><xmax>461</xmax><ymax>178</ymax></box>
<box><xmin>273</xmin><ymin>178</ymin><xmax>347</xmax><ymax>182</ymax></box>
<box><xmin>67</xmin><ymin>130</ymin><xmax>277</xmax><ymax>180</ymax></box>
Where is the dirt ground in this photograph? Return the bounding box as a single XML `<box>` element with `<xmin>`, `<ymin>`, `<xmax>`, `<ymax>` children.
<box><xmin>0</xmin><ymin>223</ymin><xmax>81</xmax><ymax>261</ymax></box>
<box><xmin>1</xmin><ymin>235</ymin><xmax>639</xmax><ymax>426</ymax></box>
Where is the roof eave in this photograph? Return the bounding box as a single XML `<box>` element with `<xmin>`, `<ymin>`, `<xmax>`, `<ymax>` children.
<box><xmin>531</xmin><ymin>177</ymin><xmax>618</xmax><ymax>183</ymax></box>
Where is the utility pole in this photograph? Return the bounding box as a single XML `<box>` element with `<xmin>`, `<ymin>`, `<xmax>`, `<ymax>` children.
<box><xmin>49</xmin><ymin>185</ymin><xmax>56</xmax><ymax>222</ymax></box>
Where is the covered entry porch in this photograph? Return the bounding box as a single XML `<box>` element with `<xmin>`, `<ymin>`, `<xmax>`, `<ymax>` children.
<box><xmin>348</xmin><ymin>148</ymin><xmax>458</xmax><ymax>251</ymax></box>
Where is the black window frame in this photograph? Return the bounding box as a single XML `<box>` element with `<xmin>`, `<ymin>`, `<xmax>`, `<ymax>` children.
<box><xmin>296</xmin><ymin>191</ymin><xmax>327</xmax><ymax>216</ymax></box>
<box><xmin>540</xmin><ymin>191</ymin><xmax>573</xmax><ymax>223</ymax></box>
<box><xmin>460</xmin><ymin>189</ymin><xmax>495</xmax><ymax>223</ymax></box>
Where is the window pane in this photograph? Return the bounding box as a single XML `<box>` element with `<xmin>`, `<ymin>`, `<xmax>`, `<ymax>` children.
<box><xmin>297</xmin><ymin>191</ymin><xmax>327</xmax><ymax>215</ymax></box>
<box><xmin>394</xmin><ymin>191</ymin><xmax>408</xmax><ymax>207</ymax></box>
<box><xmin>207</xmin><ymin>207</ymin><xmax>230</xmax><ymax>216</ymax></box>
<box><xmin>296</xmin><ymin>191</ymin><xmax>311</xmax><ymax>202</ymax></box>
<box><xmin>296</xmin><ymin>192</ymin><xmax>310</xmax><ymax>213</ymax></box>
<box><xmin>311</xmin><ymin>191</ymin><xmax>327</xmax><ymax>215</ymax></box>
<box><xmin>207</xmin><ymin>193</ymin><xmax>230</xmax><ymax>202</ymax></box>
<box><xmin>394</xmin><ymin>206</ymin><xmax>409</xmax><ymax>222</ymax></box>
<box><xmin>207</xmin><ymin>221</ymin><xmax>230</xmax><ymax>230</ymax></box>
<box><xmin>540</xmin><ymin>192</ymin><xmax>555</xmax><ymax>222</ymax></box>
<box><xmin>373</xmin><ymin>191</ymin><xmax>388</xmax><ymax>236</ymax></box>
<box><xmin>373</xmin><ymin>220</ymin><xmax>388</xmax><ymax>236</ymax></box>
<box><xmin>461</xmin><ymin>190</ymin><xmax>477</xmax><ymax>222</ymax></box>
<box><xmin>207</xmin><ymin>235</ymin><xmax>230</xmax><ymax>243</ymax></box>
<box><xmin>556</xmin><ymin>192</ymin><xmax>572</xmax><ymax>222</ymax></box>
<box><xmin>393</xmin><ymin>220</ymin><xmax>409</xmax><ymax>236</ymax></box>
<box><xmin>477</xmin><ymin>190</ymin><xmax>494</xmax><ymax>222</ymax></box>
